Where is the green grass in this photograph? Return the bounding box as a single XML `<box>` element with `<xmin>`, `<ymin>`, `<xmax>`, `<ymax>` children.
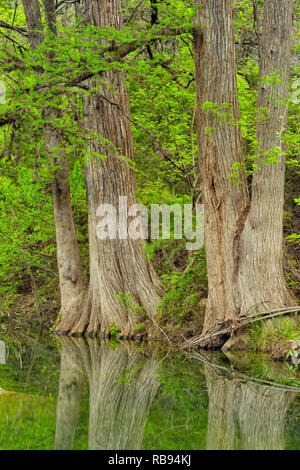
<box><xmin>249</xmin><ymin>315</ymin><xmax>300</xmax><ymax>352</ymax></box>
<box><xmin>0</xmin><ymin>391</ymin><xmax>56</xmax><ymax>450</ymax></box>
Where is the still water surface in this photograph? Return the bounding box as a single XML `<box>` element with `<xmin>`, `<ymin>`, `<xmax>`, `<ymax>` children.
<box><xmin>0</xmin><ymin>333</ymin><xmax>299</xmax><ymax>450</ymax></box>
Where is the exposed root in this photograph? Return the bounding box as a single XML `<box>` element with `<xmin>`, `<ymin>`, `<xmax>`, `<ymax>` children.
<box><xmin>183</xmin><ymin>306</ymin><xmax>300</xmax><ymax>350</ymax></box>
<box><xmin>54</xmin><ymin>292</ymin><xmax>159</xmax><ymax>342</ymax></box>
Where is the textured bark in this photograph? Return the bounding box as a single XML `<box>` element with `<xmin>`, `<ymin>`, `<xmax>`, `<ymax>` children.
<box><xmin>193</xmin><ymin>0</ymin><xmax>250</xmax><ymax>336</ymax></box>
<box><xmin>237</xmin><ymin>0</ymin><xmax>295</xmax><ymax>315</ymax></box>
<box><xmin>22</xmin><ymin>1</ymin><xmax>86</xmax><ymax>333</ymax></box>
<box><xmin>205</xmin><ymin>365</ymin><xmax>296</xmax><ymax>450</ymax></box>
<box><xmin>45</xmin><ymin>123</ymin><xmax>86</xmax><ymax>332</ymax></box>
<box><xmin>22</xmin><ymin>0</ymin><xmax>43</xmax><ymax>49</ymax></box>
<box><xmin>62</xmin><ymin>0</ymin><xmax>162</xmax><ymax>337</ymax></box>
<box><xmin>54</xmin><ymin>338</ymin><xmax>160</xmax><ymax>450</ymax></box>
<box><xmin>194</xmin><ymin>0</ymin><xmax>295</xmax><ymax>345</ymax></box>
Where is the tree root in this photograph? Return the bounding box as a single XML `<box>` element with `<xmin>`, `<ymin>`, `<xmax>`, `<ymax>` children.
<box><xmin>183</xmin><ymin>306</ymin><xmax>300</xmax><ymax>350</ymax></box>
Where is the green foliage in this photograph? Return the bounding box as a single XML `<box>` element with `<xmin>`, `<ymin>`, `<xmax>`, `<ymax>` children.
<box><xmin>0</xmin><ymin>0</ymin><xmax>299</xmax><ymax>450</ymax></box>
<box><xmin>0</xmin><ymin>0</ymin><xmax>299</xmax><ymax>339</ymax></box>
<box><xmin>115</xmin><ymin>293</ymin><xmax>146</xmax><ymax>319</ymax></box>
<box><xmin>109</xmin><ymin>324</ymin><xmax>121</xmax><ymax>338</ymax></box>
<box><xmin>156</xmin><ymin>247</ymin><xmax>207</xmax><ymax>335</ymax></box>
<box><xmin>249</xmin><ymin>315</ymin><xmax>300</xmax><ymax>352</ymax></box>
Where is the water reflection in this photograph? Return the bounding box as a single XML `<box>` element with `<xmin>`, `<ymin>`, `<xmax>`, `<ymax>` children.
<box><xmin>55</xmin><ymin>338</ymin><xmax>85</xmax><ymax>449</ymax></box>
<box><xmin>0</xmin><ymin>333</ymin><xmax>299</xmax><ymax>450</ymax></box>
<box><xmin>204</xmin><ymin>362</ymin><xmax>297</xmax><ymax>450</ymax></box>
<box><xmin>55</xmin><ymin>338</ymin><xmax>160</xmax><ymax>450</ymax></box>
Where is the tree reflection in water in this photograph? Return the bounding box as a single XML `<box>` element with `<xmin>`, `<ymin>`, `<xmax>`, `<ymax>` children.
<box><xmin>204</xmin><ymin>363</ymin><xmax>297</xmax><ymax>450</ymax></box>
<box><xmin>54</xmin><ymin>337</ymin><xmax>160</xmax><ymax>450</ymax></box>
<box><xmin>54</xmin><ymin>340</ymin><xmax>299</xmax><ymax>450</ymax></box>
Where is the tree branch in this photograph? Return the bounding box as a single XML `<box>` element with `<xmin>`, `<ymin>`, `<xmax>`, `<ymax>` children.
<box><xmin>0</xmin><ymin>20</ymin><xmax>28</xmax><ymax>37</ymax></box>
<box><xmin>0</xmin><ymin>112</ymin><xmax>18</xmax><ymax>126</ymax></box>
<box><xmin>66</xmin><ymin>25</ymin><xmax>195</xmax><ymax>87</ymax></box>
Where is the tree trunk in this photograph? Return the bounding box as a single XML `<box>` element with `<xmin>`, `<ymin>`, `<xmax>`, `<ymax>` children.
<box><xmin>193</xmin><ymin>0</ymin><xmax>250</xmax><ymax>338</ymax></box>
<box><xmin>237</xmin><ymin>0</ymin><xmax>295</xmax><ymax>315</ymax></box>
<box><xmin>45</xmin><ymin>122</ymin><xmax>86</xmax><ymax>332</ymax></box>
<box><xmin>193</xmin><ymin>0</ymin><xmax>295</xmax><ymax>346</ymax></box>
<box><xmin>22</xmin><ymin>0</ymin><xmax>43</xmax><ymax>49</ymax></box>
<box><xmin>22</xmin><ymin>0</ymin><xmax>86</xmax><ymax>333</ymax></box>
<box><xmin>65</xmin><ymin>0</ymin><xmax>162</xmax><ymax>338</ymax></box>
<box><xmin>205</xmin><ymin>364</ymin><xmax>296</xmax><ymax>450</ymax></box>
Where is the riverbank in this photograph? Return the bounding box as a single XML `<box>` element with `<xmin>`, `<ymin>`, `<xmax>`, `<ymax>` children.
<box><xmin>1</xmin><ymin>291</ymin><xmax>299</xmax><ymax>369</ymax></box>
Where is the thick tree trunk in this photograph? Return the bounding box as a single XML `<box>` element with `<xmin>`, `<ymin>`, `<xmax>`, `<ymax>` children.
<box><xmin>55</xmin><ymin>337</ymin><xmax>160</xmax><ymax>450</ymax></box>
<box><xmin>45</xmin><ymin>122</ymin><xmax>86</xmax><ymax>332</ymax></box>
<box><xmin>22</xmin><ymin>0</ymin><xmax>43</xmax><ymax>49</ymax></box>
<box><xmin>193</xmin><ymin>0</ymin><xmax>250</xmax><ymax>338</ymax></box>
<box><xmin>205</xmin><ymin>365</ymin><xmax>296</xmax><ymax>450</ymax></box>
<box><xmin>237</xmin><ymin>0</ymin><xmax>295</xmax><ymax>315</ymax></box>
<box><xmin>64</xmin><ymin>0</ymin><xmax>162</xmax><ymax>337</ymax></box>
<box><xmin>22</xmin><ymin>0</ymin><xmax>86</xmax><ymax>332</ymax></box>
<box><xmin>194</xmin><ymin>0</ymin><xmax>295</xmax><ymax>346</ymax></box>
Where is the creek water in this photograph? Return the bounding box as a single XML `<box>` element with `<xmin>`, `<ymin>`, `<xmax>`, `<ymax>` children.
<box><xmin>0</xmin><ymin>332</ymin><xmax>299</xmax><ymax>450</ymax></box>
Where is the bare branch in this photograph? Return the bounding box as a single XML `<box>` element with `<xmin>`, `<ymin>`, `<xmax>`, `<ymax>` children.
<box><xmin>0</xmin><ymin>20</ymin><xmax>28</xmax><ymax>37</ymax></box>
<box><xmin>0</xmin><ymin>112</ymin><xmax>18</xmax><ymax>126</ymax></box>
